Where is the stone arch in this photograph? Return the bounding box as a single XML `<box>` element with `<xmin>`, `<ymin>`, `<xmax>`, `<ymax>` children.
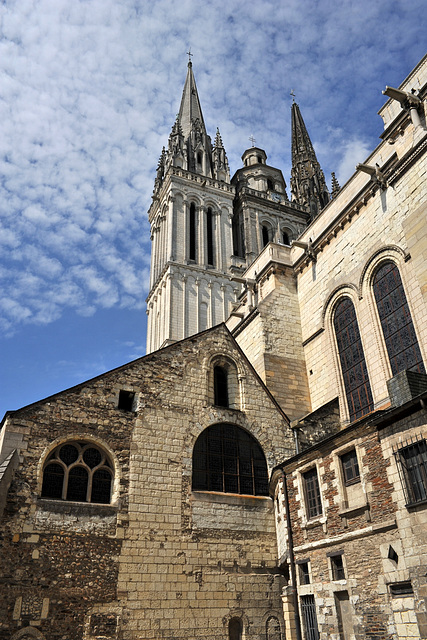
<box><xmin>192</xmin><ymin>423</ymin><xmax>269</xmax><ymax>495</ymax></box>
<box><xmin>260</xmin><ymin>219</ymin><xmax>274</xmax><ymax>247</ymax></box>
<box><xmin>264</xmin><ymin>611</ymin><xmax>284</xmax><ymax>640</ymax></box>
<box><xmin>321</xmin><ymin>283</ymin><xmax>359</xmax><ymax>328</ymax></box>
<box><xmin>10</xmin><ymin>628</ymin><xmax>46</xmax><ymax>640</ymax></box>
<box><xmin>205</xmin><ymin>353</ymin><xmax>242</xmax><ymax>410</ymax></box>
<box><xmin>37</xmin><ymin>434</ymin><xmax>121</xmax><ymax>505</ymax></box>
<box><xmin>359</xmin><ymin>245</ymin><xmax>407</xmax><ymax>299</ymax></box>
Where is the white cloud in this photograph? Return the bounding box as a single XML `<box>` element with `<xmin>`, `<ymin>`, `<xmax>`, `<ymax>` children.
<box><xmin>0</xmin><ymin>0</ymin><xmax>425</xmax><ymax>336</ymax></box>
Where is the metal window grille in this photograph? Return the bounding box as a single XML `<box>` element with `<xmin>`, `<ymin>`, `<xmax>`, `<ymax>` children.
<box><xmin>303</xmin><ymin>468</ymin><xmax>322</xmax><ymax>519</ymax></box>
<box><xmin>333</xmin><ymin>297</ymin><xmax>374</xmax><ymax>421</ymax></box>
<box><xmin>395</xmin><ymin>438</ymin><xmax>427</xmax><ymax>505</ymax></box>
<box><xmin>341</xmin><ymin>449</ymin><xmax>360</xmax><ymax>485</ymax></box>
<box><xmin>373</xmin><ymin>261</ymin><xmax>425</xmax><ymax>376</ymax></box>
<box><xmin>301</xmin><ymin>595</ymin><xmax>319</xmax><ymax>640</ymax></box>
<box><xmin>192</xmin><ymin>423</ymin><xmax>269</xmax><ymax>496</ymax></box>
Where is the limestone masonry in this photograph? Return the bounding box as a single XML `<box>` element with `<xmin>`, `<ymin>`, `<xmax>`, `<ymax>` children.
<box><xmin>1</xmin><ymin>55</ymin><xmax>427</xmax><ymax>640</ymax></box>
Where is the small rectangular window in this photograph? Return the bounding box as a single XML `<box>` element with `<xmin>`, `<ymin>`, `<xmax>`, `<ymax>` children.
<box><xmin>396</xmin><ymin>439</ymin><xmax>427</xmax><ymax>505</ymax></box>
<box><xmin>330</xmin><ymin>554</ymin><xmax>345</xmax><ymax>580</ymax></box>
<box><xmin>341</xmin><ymin>449</ymin><xmax>360</xmax><ymax>486</ymax></box>
<box><xmin>298</xmin><ymin>561</ymin><xmax>310</xmax><ymax>585</ymax></box>
<box><xmin>389</xmin><ymin>581</ymin><xmax>413</xmax><ymax>597</ymax></box>
<box><xmin>303</xmin><ymin>467</ymin><xmax>322</xmax><ymax>519</ymax></box>
<box><xmin>118</xmin><ymin>390</ymin><xmax>135</xmax><ymax>412</ymax></box>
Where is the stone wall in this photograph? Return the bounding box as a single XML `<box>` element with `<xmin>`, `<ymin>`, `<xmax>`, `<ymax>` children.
<box><xmin>0</xmin><ymin>325</ymin><xmax>295</xmax><ymax>640</ymax></box>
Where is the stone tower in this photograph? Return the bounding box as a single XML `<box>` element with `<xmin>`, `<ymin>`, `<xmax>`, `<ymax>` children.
<box><xmin>231</xmin><ymin>145</ymin><xmax>310</xmax><ymax>271</ymax></box>
<box><xmin>290</xmin><ymin>101</ymin><xmax>330</xmax><ymax>219</ymax></box>
<box><xmin>146</xmin><ymin>61</ymin><xmax>237</xmax><ymax>352</ymax></box>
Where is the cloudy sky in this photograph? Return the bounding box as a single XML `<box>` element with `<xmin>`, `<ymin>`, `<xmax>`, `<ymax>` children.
<box><xmin>1</xmin><ymin>0</ymin><xmax>426</xmax><ymax>418</ymax></box>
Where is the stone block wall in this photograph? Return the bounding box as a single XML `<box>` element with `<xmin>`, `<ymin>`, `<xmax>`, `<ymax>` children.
<box><xmin>0</xmin><ymin>325</ymin><xmax>295</xmax><ymax>639</ymax></box>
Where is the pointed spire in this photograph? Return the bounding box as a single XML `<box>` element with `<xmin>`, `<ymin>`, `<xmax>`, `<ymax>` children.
<box><xmin>178</xmin><ymin>60</ymin><xmax>206</xmax><ymax>140</ymax></box>
<box><xmin>153</xmin><ymin>147</ymin><xmax>166</xmax><ymax>195</ymax></box>
<box><xmin>212</xmin><ymin>128</ymin><xmax>230</xmax><ymax>183</ymax></box>
<box><xmin>331</xmin><ymin>172</ymin><xmax>341</xmax><ymax>198</ymax></box>
<box><xmin>290</xmin><ymin>102</ymin><xmax>330</xmax><ymax>219</ymax></box>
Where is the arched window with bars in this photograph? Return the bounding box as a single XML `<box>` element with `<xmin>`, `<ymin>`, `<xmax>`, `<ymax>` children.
<box><xmin>333</xmin><ymin>297</ymin><xmax>374</xmax><ymax>421</ymax></box>
<box><xmin>192</xmin><ymin>424</ymin><xmax>269</xmax><ymax>496</ymax></box>
<box><xmin>373</xmin><ymin>261</ymin><xmax>425</xmax><ymax>376</ymax></box>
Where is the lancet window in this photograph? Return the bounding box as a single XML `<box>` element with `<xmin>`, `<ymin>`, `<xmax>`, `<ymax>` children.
<box><xmin>333</xmin><ymin>297</ymin><xmax>374</xmax><ymax>421</ymax></box>
<box><xmin>373</xmin><ymin>261</ymin><xmax>425</xmax><ymax>375</ymax></box>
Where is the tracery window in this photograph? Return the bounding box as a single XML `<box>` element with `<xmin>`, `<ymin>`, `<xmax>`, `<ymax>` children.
<box><xmin>41</xmin><ymin>441</ymin><xmax>113</xmax><ymax>504</ymax></box>
<box><xmin>192</xmin><ymin>424</ymin><xmax>269</xmax><ymax>496</ymax></box>
<box><xmin>333</xmin><ymin>297</ymin><xmax>374</xmax><ymax>421</ymax></box>
<box><xmin>373</xmin><ymin>261</ymin><xmax>425</xmax><ymax>375</ymax></box>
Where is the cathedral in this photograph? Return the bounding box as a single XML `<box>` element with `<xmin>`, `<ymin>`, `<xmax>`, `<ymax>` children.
<box><xmin>0</xmin><ymin>53</ymin><xmax>426</xmax><ymax>640</ymax></box>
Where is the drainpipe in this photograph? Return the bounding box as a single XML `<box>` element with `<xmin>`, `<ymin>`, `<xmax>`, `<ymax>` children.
<box><xmin>281</xmin><ymin>468</ymin><xmax>302</xmax><ymax>640</ymax></box>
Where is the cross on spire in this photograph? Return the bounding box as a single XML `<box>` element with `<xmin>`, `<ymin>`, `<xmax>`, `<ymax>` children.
<box><xmin>290</xmin><ymin>89</ymin><xmax>296</xmax><ymax>102</ymax></box>
<box><xmin>187</xmin><ymin>49</ymin><xmax>193</xmax><ymax>65</ymax></box>
<box><xmin>249</xmin><ymin>134</ymin><xmax>256</xmax><ymax>147</ymax></box>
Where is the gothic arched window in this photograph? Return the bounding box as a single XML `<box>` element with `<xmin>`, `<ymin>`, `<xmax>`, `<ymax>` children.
<box><xmin>282</xmin><ymin>231</ymin><xmax>290</xmax><ymax>245</ymax></box>
<box><xmin>192</xmin><ymin>424</ymin><xmax>269</xmax><ymax>495</ymax></box>
<box><xmin>229</xmin><ymin>618</ymin><xmax>242</xmax><ymax>640</ymax></box>
<box><xmin>262</xmin><ymin>225</ymin><xmax>270</xmax><ymax>247</ymax></box>
<box><xmin>373</xmin><ymin>261</ymin><xmax>425</xmax><ymax>375</ymax></box>
<box><xmin>189</xmin><ymin>203</ymin><xmax>197</xmax><ymax>261</ymax></box>
<box><xmin>266</xmin><ymin>616</ymin><xmax>282</xmax><ymax>640</ymax></box>
<box><xmin>333</xmin><ymin>297</ymin><xmax>374</xmax><ymax>421</ymax></box>
<box><xmin>214</xmin><ymin>365</ymin><xmax>229</xmax><ymax>407</ymax></box>
<box><xmin>41</xmin><ymin>441</ymin><xmax>113</xmax><ymax>504</ymax></box>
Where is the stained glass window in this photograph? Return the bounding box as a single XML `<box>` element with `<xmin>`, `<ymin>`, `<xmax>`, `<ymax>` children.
<box><xmin>334</xmin><ymin>297</ymin><xmax>374</xmax><ymax>421</ymax></box>
<box><xmin>373</xmin><ymin>261</ymin><xmax>425</xmax><ymax>376</ymax></box>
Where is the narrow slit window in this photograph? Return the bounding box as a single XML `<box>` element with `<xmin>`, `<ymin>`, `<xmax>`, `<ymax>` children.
<box><xmin>206</xmin><ymin>207</ymin><xmax>214</xmax><ymax>266</ymax></box>
<box><xmin>189</xmin><ymin>203</ymin><xmax>196</xmax><ymax>261</ymax></box>
<box><xmin>214</xmin><ymin>365</ymin><xmax>229</xmax><ymax>407</ymax></box>
<box><xmin>262</xmin><ymin>225</ymin><xmax>269</xmax><ymax>247</ymax></box>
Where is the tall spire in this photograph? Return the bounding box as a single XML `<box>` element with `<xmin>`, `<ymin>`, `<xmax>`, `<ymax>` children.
<box><xmin>290</xmin><ymin>102</ymin><xmax>330</xmax><ymax>219</ymax></box>
<box><xmin>178</xmin><ymin>60</ymin><xmax>206</xmax><ymax>140</ymax></box>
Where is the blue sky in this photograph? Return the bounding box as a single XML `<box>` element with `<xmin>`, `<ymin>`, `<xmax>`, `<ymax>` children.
<box><xmin>1</xmin><ymin>0</ymin><xmax>426</xmax><ymax>419</ymax></box>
